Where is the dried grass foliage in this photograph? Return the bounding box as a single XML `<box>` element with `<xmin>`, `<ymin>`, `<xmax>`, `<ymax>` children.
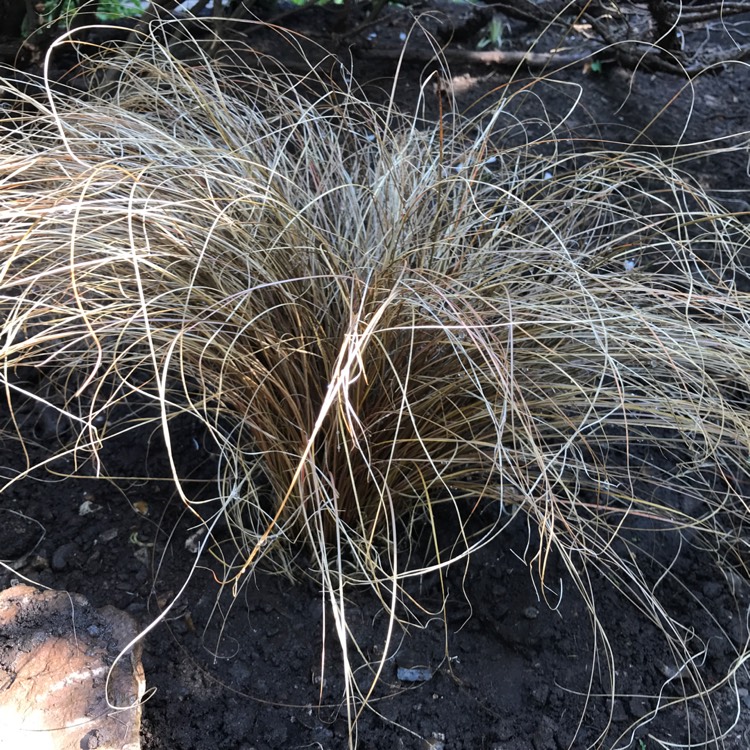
<box><xmin>2</xmin><ymin>21</ymin><xmax>750</xmax><ymax>745</ymax></box>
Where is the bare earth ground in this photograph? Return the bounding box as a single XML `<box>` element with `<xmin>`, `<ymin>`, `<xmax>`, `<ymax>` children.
<box><xmin>2</xmin><ymin>5</ymin><xmax>750</xmax><ymax>749</ymax></box>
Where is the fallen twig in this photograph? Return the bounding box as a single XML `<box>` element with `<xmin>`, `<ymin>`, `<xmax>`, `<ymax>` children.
<box><xmin>357</xmin><ymin>45</ymin><xmax>590</xmax><ymax>69</ymax></box>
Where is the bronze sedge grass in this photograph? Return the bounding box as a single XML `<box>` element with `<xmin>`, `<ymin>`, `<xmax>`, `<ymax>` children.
<box><xmin>1</xmin><ymin>20</ymin><xmax>750</xmax><ymax>746</ymax></box>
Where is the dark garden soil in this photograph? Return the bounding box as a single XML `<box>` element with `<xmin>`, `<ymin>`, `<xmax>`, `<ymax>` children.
<box><xmin>2</xmin><ymin>5</ymin><xmax>750</xmax><ymax>749</ymax></box>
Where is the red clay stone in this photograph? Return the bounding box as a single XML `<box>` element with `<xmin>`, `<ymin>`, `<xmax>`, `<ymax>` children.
<box><xmin>0</xmin><ymin>584</ymin><xmax>144</xmax><ymax>750</ymax></box>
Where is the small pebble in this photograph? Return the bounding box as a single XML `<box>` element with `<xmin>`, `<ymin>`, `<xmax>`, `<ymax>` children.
<box><xmin>397</xmin><ymin>665</ymin><xmax>433</xmax><ymax>682</ymax></box>
<box><xmin>29</xmin><ymin>554</ymin><xmax>49</xmax><ymax>572</ymax></box>
<box><xmin>99</xmin><ymin>528</ymin><xmax>118</xmax><ymax>543</ymax></box>
<box><xmin>51</xmin><ymin>542</ymin><xmax>78</xmax><ymax>571</ymax></box>
<box><xmin>658</xmin><ymin>662</ymin><xmax>679</xmax><ymax>680</ymax></box>
<box><xmin>184</xmin><ymin>529</ymin><xmax>206</xmax><ymax>554</ymax></box>
<box><xmin>523</xmin><ymin>606</ymin><xmax>539</xmax><ymax>620</ymax></box>
<box><xmin>79</xmin><ymin>500</ymin><xmax>101</xmax><ymax>516</ymax></box>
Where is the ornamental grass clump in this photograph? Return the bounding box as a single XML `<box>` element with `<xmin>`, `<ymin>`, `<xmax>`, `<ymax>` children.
<box><xmin>1</xmin><ymin>20</ymin><xmax>750</xmax><ymax>744</ymax></box>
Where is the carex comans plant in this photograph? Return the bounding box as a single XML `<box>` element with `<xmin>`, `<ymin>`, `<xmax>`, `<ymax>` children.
<box><xmin>1</xmin><ymin>18</ymin><xmax>749</xmax><ymax>747</ymax></box>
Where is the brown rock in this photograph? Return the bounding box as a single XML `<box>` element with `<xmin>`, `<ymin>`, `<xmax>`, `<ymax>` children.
<box><xmin>0</xmin><ymin>584</ymin><xmax>145</xmax><ymax>750</ymax></box>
